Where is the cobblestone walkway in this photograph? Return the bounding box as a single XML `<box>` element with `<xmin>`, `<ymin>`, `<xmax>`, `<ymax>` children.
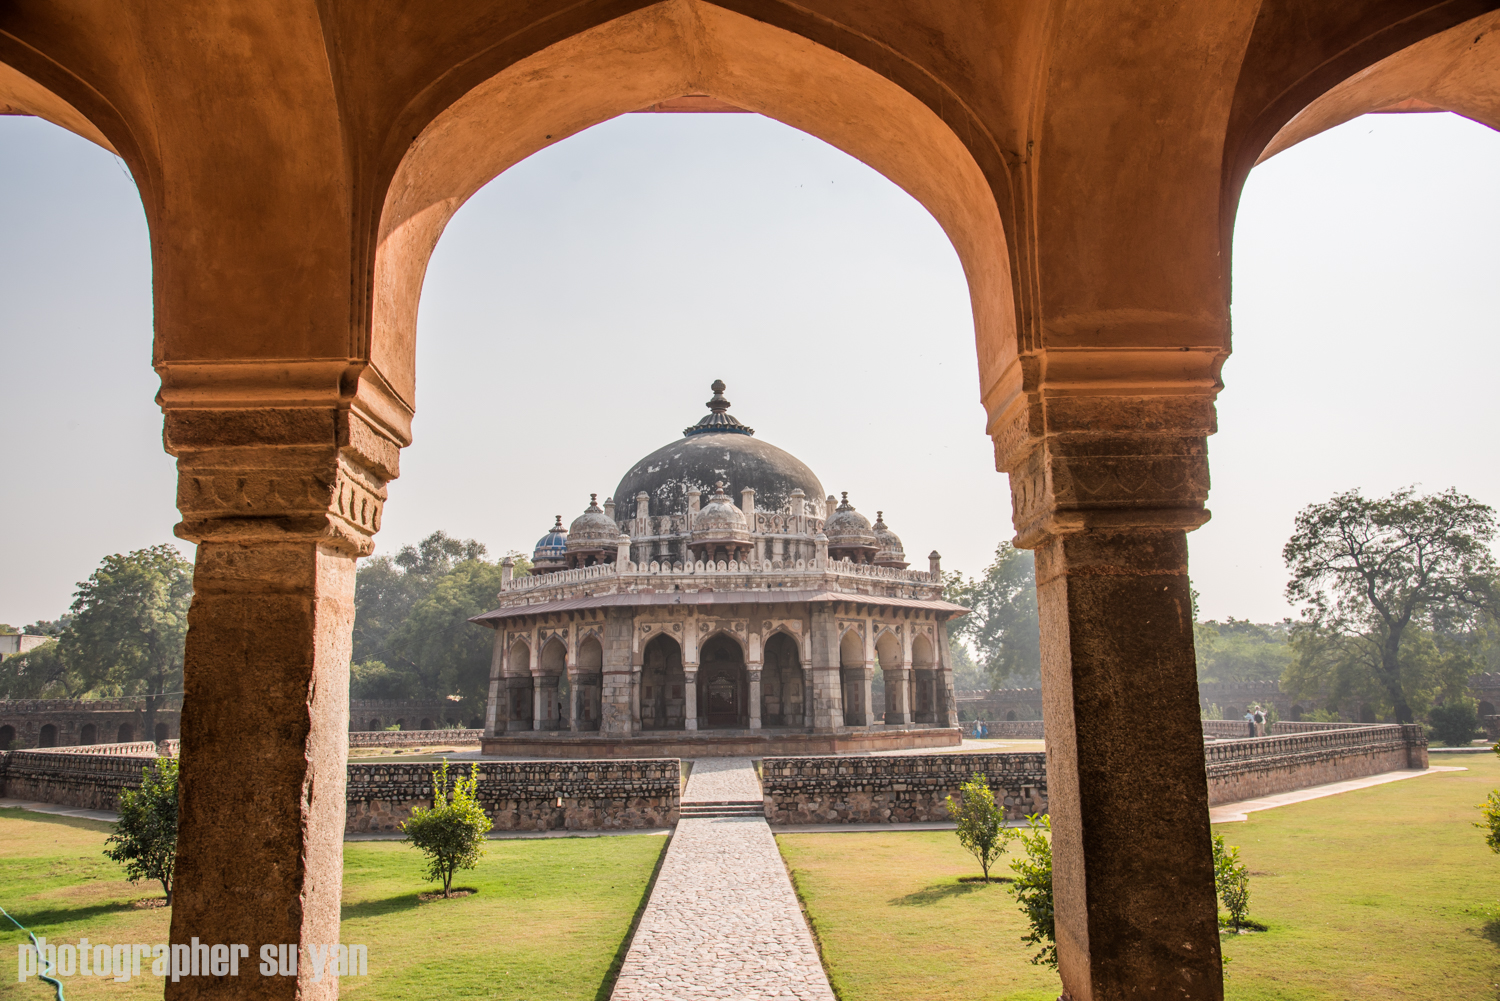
<box><xmin>612</xmin><ymin>760</ymin><xmax>834</xmax><ymax>1001</ymax></box>
<box><xmin>682</xmin><ymin>756</ymin><xmax>764</xmax><ymax>802</ymax></box>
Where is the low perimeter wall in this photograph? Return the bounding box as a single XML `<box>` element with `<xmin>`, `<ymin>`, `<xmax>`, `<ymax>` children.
<box><xmin>344</xmin><ymin>759</ymin><xmax>679</xmax><ymax>833</ymax></box>
<box><xmin>0</xmin><ymin>750</ymin><xmax>164</xmax><ymax>811</ymax></box>
<box><xmin>963</xmin><ymin>721</ymin><xmax>1045</xmax><ymax>739</ymax></box>
<box><xmin>762</xmin><ymin>752</ymin><xmax>1049</xmax><ymax>824</ymax></box>
<box><xmin>1203</xmin><ymin>724</ymin><xmax>1426</xmax><ymax>806</ymax></box>
<box><xmin>348</xmin><ymin>729</ymin><xmax>482</xmax><ymax>748</ymax></box>
<box><xmin>1</xmin><ymin>751</ymin><xmax>680</xmax><ymax>832</ymax></box>
<box><xmin>762</xmin><ymin>724</ymin><xmax>1427</xmax><ymax>824</ymax></box>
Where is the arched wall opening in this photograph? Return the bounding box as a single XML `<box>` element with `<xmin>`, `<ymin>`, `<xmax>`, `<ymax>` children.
<box><xmin>698</xmin><ymin>633</ymin><xmax>746</xmax><ymax>728</ymax></box>
<box><xmin>371</xmin><ymin>0</ymin><xmax>1013</xmax><ymax>469</ymax></box>
<box><xmin>642</xmin><ymin>634</ymin><xmax>687</xmax><ymax>731</ymax></box>
<box><xmin>761</xmin><ymin>631</ymin><xmax>803</xmax><ymax>727</ymax></box>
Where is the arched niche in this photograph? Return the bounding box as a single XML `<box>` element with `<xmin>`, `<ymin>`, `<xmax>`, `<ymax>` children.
<box><xmin>642</xmin><ymin>633</ymin><xmax>686</xmax><ymax>731</ymax></box>
<box><xmin>761</xmin><ymin>631</ymin><xmax>803</xmax><ymax>727</ymax></box>
<box><xmin>371</xmin><ymin>0</ymin><xmax>1012</xmax><ymax>421</ymax></box>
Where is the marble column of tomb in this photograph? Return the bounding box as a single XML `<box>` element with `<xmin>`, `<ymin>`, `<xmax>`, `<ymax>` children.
<box><xmin>470</xmin><ymin>381</ymin><xmax>969</xmax><ymax>758</ymax></box>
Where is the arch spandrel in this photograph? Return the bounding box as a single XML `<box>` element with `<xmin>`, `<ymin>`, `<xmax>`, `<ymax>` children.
<box><xmin>371</xmin><ymin>0</ymin><xmax>1015</xmax><ymax>429</ymax></box>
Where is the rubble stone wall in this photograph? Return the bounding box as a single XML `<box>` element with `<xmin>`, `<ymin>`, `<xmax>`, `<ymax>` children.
<box><xmin>344</xmin><ymin>758</ymin><xmax>680</xmax><ymax>832</ymax></box>
<box><xmin>348</xmin><ymin>729</ymin><xmax>482</xmax><ymax>748</ymax></box>
<box><xmin>761</xmin><ymin>752</ymin><xmax>1049</xmax><ymax>824</ymax></box>
<box><xmin>1204</xmin><ymin>725</ymin><xmax>1427</xmax><ymax>806</ymax></box>
<box><xmin>0</xmin><ymin>750</ymin><xmax>162</xmax><ymax>811</ymax></box>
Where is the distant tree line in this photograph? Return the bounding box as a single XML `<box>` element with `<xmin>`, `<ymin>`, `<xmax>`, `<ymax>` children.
<box><xmin>0</xmin><ymin>544</ymin><xmax>191</xmax><ymax>739</ymax></box>
<box><xmin>349</xmin><ymin>531</ymin><xmax>531</xmax><ymax>720</ymax></box>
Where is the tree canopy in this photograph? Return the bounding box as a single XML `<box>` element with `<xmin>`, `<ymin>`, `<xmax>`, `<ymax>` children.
<box><xmin>351</xmin><ymin>531</ymin><xmax>530</xmax><ymax>714</ymax></box>
<box><xmin>1283</xmin><ymin>487</ymin><xmax>1497</xmax><ymax>723</ymax></box>
<box><xmin>944</xmin><ymin>542</ymin><xmax>1041</xmax><ymax>688</ymax></box>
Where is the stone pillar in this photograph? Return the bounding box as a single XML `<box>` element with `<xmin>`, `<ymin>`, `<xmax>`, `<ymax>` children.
<box><xmin>886</xmin><ymin>663</ymin><xmax>912</xmax><ymax>725</ymax></box>
<box><xmin>532</xmin><ymin>677</ymin><xmax>546</xmax><ymax>730</ymax></box>
<box><xmin>484</xmin><ymin>630</ymin><xmax>505</xmax><ymax>737</ymax></box>
<box><xmin>802</xmin><ymin>665</ymin><xmax>816</xmax><ymax>728</ymax></box>
<box><xmin>747</xmin><ymin>667</ymin><xmax>762</xmax><ymax>729</ymax></box>
<box><xmin>935</xmin><ymin>620</ymin><xmax>958</xmax><ymax>727</ymax></box>
<box><xmin>630</xmin><ymin>666</ymin><xmax>642</xmax><ymax>733</ymax></box>
<box><xmin>808</xmin><ymin>605</ymin><xmax>843</xmax><ymax>730</ymax></box>
<box><xmin>599</xmin><ymin>609</ymin><xmax>634</xmax><ymax>735</ymax></box>
<box><xmin>164</xmin><ymin>400</ymin><xmax>398</xmax><ymax>1001</ymax></box>
<box><xmin>683</xmin><ymin>667</ymin><xmax>699</xmax><ymax>730</ymax></box>
<box><xmin>997</xmin><ymin>391</ymin><xmax>1221</xmax><ymax>999</ymax></box>
<box><xmin>536</xmin><ymin>675</ymin><xmax>560</xmax><ymax>730</ymax></box>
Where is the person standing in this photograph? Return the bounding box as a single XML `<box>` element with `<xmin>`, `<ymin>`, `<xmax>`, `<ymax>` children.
<box><xmin>1244</xmin><ymin>709</ymin><xmax>1256</xmax><ymax>738</ymax></box>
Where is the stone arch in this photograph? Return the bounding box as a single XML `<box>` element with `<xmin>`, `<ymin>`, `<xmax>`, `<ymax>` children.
<box><xmin>642</xmin><ymin>633</ymin><xmax>687</xmax><ymax>731</ymax></box>
<box><xmin>873</xmin><ymin>630</ymin><xmax>904</xmax><ymax>725</ymax></box>
<box><xmin>911</xmin><ymin>633</ymin><xmax>937</xmax><ymax>724</ymax></box>
<box><xmin>39</xmin><ymin>724</ymin><xmax>57</xmax><ymax>748</ymax></box>
<box><xmin>370</xmin><ymin>0</ymin><xmax>1013</xmax><ymax>419</ymax></box>
<box><xmin>1481</xmin><ymin>700</ymin><xmax>1496</xmax><ymax>719</ymax></box>
<box><xmin>1289</xmin><ymin>704</ymin><xmax>1304</xmax><ymax>723</ymax></box>
<box><xmin>419</xmin><ymin>717</ymin><xmax>435</xmax><ymax>730</ymax></box>
<box><xmin>154</xmin><ymin>722</ymin><xmax>170</xmax><ymax>742</ymax></box>
<box><xmin>540</xmin><ymin>637</ymin><xmax>567</xmax><ymax>675</ymax></box>
<box><xmin>80</xmin><ymin>723</ymin><xmax>97</xmax><ymax>745</ymax></box>
<box><xmin>761</xmin><ymin>631</ymin><xmax>804</xmax><ymax>727</ymax></box>
<box><xmin>116</xmin><ymin>723</ymin><xmax>134</xmax><ymax>743</ymax></box>
<box><xmin>577</xmin><ymin>635</ymin><xmax>604</xmax><ymax>672</ymax></box>
<box><xmin>0</xmin><ymin>725</ymin><xmax>14</xmax><ymax>750</ymax></box>
<box><xmin>368</xmin><ymin>718</ymin><xmax>382</xmax><ymax>731</ymax></box>
<box><xmin>698</xmin><ymin>632</ymin><xmax>747</xmax><ymax>728</ymax></box>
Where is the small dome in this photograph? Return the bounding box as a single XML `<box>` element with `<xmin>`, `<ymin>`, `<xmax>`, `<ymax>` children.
<box><xmin>872</xmin><ymin>511</ymin><xmax>909</xmax><ymax>569</ymax></box>
<box><xmin>825</xmin><ymin>492</ymin><xmax>876</xmax><ymax>549</ymax></box>
<box><xmin>532</xmin><ymin>516</ymin><xmax>568</xmax><ymax>567</ymax></box>
<box><xmin>692</xmin><ymin>481</ymin><xmax>750</xmax><ymax>544</ymax></box>
<box><xmin>567</xmin><ymin>494</ymin><xmax>619</xmax><ymax>550</ymax></box>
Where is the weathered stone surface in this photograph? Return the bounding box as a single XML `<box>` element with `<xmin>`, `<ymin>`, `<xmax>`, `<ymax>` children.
<box><xmin>344</xmin><ymin>758</ymin><xmax>681</xmax><ymax>832</ymax></box>
<box><xmin>762</xmin><ymin>752</ymin><xmax>1048</xmax><ymax>824</ymax></box>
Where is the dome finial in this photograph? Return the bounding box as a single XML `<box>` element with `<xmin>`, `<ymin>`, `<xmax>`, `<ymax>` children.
<box><xmin>683</xmin><ymin>379</ymin><xmax>755</xmax><ymax>437</ymax></box>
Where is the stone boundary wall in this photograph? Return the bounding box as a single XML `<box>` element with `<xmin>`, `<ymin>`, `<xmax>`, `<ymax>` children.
<box><xmin>31</xmin><ymin>741</ymin><xmax>163</xmax><ymax>756</ymax></box>
<box><xmin>761</xmin><ymin>752</ymin><xmax>1048</xmax><ymax>824</ymax></box>
<box><xmin>963</xmin><ymin>721</ymin><xmax>1045</xmax><ymax>739</ymax></box>
<box><xmin>0</xmin><ymin>750</ymin><xmax>162</xmax><ymax>811</ymax></box>
<box><xmin>348</xmin><ymin>729</ymin><xmax>482</xmax><ymax>748</ymax></box>
<box><xmin>1204</xmin><ymin>725</ymin><xmax>1426</xmax><ymax>806</ymax></box>
<box><xmin>345</xmin><ymin>759</ymin><xmax>679</xmax><ymax>832</ymax></box>
<box><xmin>2</xmin><ymin>751</ymin><xmax>679</xmax><ymax>832</ymax></box>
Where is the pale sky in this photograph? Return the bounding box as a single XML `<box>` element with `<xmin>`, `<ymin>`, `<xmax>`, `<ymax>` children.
<box><xmin>1</xmin><ymin>110</ymin><xmax>1496</xmax><ymax>626</ymax></box>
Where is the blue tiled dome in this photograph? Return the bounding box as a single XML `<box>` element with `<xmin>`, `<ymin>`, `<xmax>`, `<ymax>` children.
<box><xmin>533</xmin><ymin>516</ymin><xmax>569</xmax><ymax>565</ymax></box>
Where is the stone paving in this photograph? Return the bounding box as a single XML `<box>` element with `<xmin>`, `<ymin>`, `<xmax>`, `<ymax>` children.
<box><xmin>682</xmin><ymin>756</ymin><xmax>764</xmax><ymax>802</ymax></box>
<box><xmin>612</xmin><ymin>759</ymin><xmax>835</xmax><ymax>1001</ymax></box>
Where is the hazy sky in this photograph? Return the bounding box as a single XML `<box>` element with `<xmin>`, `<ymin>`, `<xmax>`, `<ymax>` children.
<box><xmin>1</xmin><ymin>110</ymin><xmax>1496</xmax><ymax>627</ymax></box>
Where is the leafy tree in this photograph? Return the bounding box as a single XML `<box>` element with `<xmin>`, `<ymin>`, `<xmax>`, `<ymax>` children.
<box><xmin>1194</xmin><ymin>619</ymin><xmax>1293</xmax><ymax>684</ymax></box>
<box><xmin>103</xmin><ymin>759</ymin><xmax>179</xmax><ymax>903</ymax></box>
<box><xmin>1009</xmin><ymin>813</ymin><xmax>1055</xmax><ymax>969</ymax></box>
<box><xmin>0</xmin><ymin>640</ymin><xmax>85</xmax><ymax>699</ymax></box>
<box><xmin>1283</xmin><ymin>487</ymin><xmax>1497</xmax><ymax>724</ymax></box>
<box><xmin>1211</xmin><ymin>833</ymin><xmax>1251</xmax><ymax>931</ymax></box>
<box><xmin>1477</xmin><ymin>749</ymin><xmax>1500</xmax><ymax>853</ymax></box>
<box><xmin>944</xmin><ymin>773</ymin><xmax>1013</xmax><ymax>883</ymax></box>
<box><xmin>387</xmin><ymin>559</ymin><xmax>510</xmax><ymax>712</ymax></box>
<box><xmin>58</xmin><ymin>545</ymin><xmax>192</xmax><ymax>737</ymax></box>
<box><xmin>1430</xmin><ymin>696</ymin><xmax>1481</xmax><ymax>747</ymax></box>
<box><xmin>946</xmin><ymin>543</ymin><xmax>1041</xmax><ymax>688</ymax></box>
<box><xmin>401</xmin><ymin>759</ymin><xmax>492</xmax><ymax>897</ymax></box>
<box><xmin>350</xmin><ymin>659</ymin><xmax>419</xmax><ymax>700</ymax></box>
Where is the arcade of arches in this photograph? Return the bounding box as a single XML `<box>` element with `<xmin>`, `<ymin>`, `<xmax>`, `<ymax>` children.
<box><xmin>4</xmin><ymin>3</ymin><xmax>1498</xmax><ymax>998</ymax></box>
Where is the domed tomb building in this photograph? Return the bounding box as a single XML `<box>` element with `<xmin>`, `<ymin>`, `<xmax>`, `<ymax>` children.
<box><xmin>471</xmin><ymin>381</ymin><xmax>966</xmax><ymax>756</ymax></box>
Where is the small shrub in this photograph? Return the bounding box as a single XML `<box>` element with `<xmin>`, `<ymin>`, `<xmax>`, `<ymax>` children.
<box><xmin>1305</xmin><ymin>708</ymin><xmax>1342</xmax><ymax>723</ymax></box>
<box><xmin>1009</xmin><ymin>813</ymin><xmax>1055</xmax><ymax>969</ymax></box>
<box><xmin>1430</xmin><ymin>697</ymin><xmax>1481</xmax><ymax>747</ymax></box>
<box><xmin>944</xmin><ymin>773</ymin><xmax>1013</xmax><ymax>883</ymax></box>
<box><xmin>1212</xmin><ymin>833</ymin><xmax>1251</xmax><ymax>931</ymax></box>
<box><xmin>401</xmin><ymin>759</ymin><xmax>492</xmax><ymax>898</ymax></box>
<box><xmin>103</xmin><ymin>759</ymin><xmax>179</xmax><ymax>904</ymax></box>
<box><xmin>1476</xmin><ymin>788</ymin><xmax>1500</xmax><ymax>854</ymax></box>
<box><xmin>1201</xmin><ymin>703</ymin><xmax>1224</xmax><ymax>721</ymax></box>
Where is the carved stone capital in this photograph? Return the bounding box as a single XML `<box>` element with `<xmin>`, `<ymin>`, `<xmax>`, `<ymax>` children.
<box><xmin>996</xmin><ymin>392</ymin><xmax>1217</xmax><ymax>548</ymax></box>
<box><xmin>165</xmin><ymin>406</ymin><xmax>400</xmax><ymax>556</ymax></box>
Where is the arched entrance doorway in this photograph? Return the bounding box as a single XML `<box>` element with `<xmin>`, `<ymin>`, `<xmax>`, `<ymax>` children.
<box><xmin>39</xmin><ymin>724</ymin><xmax>57</xmax><ymax>747</ymax></box>
<box><xmin>698</xmin><ymin>634</ymin><xmax>746</xmax><ymax>728</ymax></box>
<box><xmin>761</xmin><ymin>632</ymin><xmax>804</xmax><ymax>727</ymax></box>
<box><xmin>642</xmin><ymin>634</ymin><xmax>687</xmax><ymax>731</ymax></box>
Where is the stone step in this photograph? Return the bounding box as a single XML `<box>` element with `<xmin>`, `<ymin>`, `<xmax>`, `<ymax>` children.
<box><xmin>680</xmin><ymin>800</ymin><xmax>766</xmax><ymax>818</ymax></box>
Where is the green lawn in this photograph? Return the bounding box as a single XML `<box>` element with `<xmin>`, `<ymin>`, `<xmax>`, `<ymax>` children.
<box><xmin>0</xmin><ymin>809</ymin><xmax>664</xmax><ymax>1000</ymax></box>
<box><xmin>779</xmin><ymin>753</ymin><xmax>1500</xmax><ymax>1001</ymax></box>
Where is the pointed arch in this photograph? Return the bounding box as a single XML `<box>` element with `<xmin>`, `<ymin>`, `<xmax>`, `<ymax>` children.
<box><xmin>371</xmin><ymin>0</ymin><xmax>1012</xmax><ymax>420</ymax></box>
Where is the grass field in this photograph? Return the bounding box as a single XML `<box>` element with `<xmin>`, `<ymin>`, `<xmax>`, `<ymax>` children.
<box><xmin>780</xmin><ymin>753</ymin><xmax>1500</xmax><ymax>1001</ymax></box>
<box><xmin>0</xmin><ymin>810</ymin><xmax>664</xmax><ymax>1000</ymax></box>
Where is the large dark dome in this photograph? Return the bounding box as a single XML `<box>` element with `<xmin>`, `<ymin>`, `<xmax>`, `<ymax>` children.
<box><xmin>613</xmin><ymin>382</ymin><xmax>825</xmax><ymax>518</ymax></box>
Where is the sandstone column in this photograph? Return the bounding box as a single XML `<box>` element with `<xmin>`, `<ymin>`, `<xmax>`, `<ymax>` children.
<box><xmin>886</xmin><ymin>661</ymin><xmax>912</xmax><ymax>725</ymax></box>
<box><xmin>747</xmin><ymin>667</ymin><xmax>762</xmax><ymax>729</ymax></box>
<box><xmin>935</xmin><ymin>620</ymin><xmax>958</xmax><ymax>727</ymax></box>
<box><xmin>997</xmin><ymin>393</ymin><xmax>1221</xmax><ymax>1000</ymax></box>
<box><xmin>808</xmin><ymin>605</ymin><xmax>844</xmax><ymax>730</ymax></box>
<box><xmin>683</xmin><ymin>668</ymin><xmax>699</xmax><ymax>730</ymax></box>
<box><xmin>484</xmin><ymin>631</ymin><xmax>506</xmax><ymax>737</ymax></box>
<box><xmin>599</xmin><ymin>610</ymin><xmax>634</xmax><ymax>735</ymax></box>
<box><xmin>165</xmin><ymin>402</ymin><xmax>398</xmax><ymax>1001</ymax></box>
